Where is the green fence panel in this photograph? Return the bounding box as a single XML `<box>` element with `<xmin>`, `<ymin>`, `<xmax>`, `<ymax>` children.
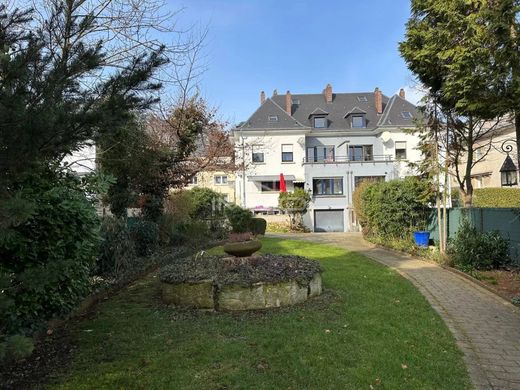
<box><xmin>428</xmin><ymin>208</ymin><xmax>520</xmax><ymax>265</ymax></box>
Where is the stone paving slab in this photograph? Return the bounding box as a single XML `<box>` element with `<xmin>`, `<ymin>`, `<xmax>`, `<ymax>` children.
<box><xmin>268</xmin><ymin>232</ymin><xmax>520</xmax><ymax>390</ymax></box>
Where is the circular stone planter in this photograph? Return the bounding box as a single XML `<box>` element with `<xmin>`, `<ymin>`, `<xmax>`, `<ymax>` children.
<box><xmin>160</xmin><ymin>254</ymin><xmax>322</xmax><ymax>311</ymax></box>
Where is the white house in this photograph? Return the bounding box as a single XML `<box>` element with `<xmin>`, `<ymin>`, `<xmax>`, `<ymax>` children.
<box><xmin>233</xmin><ymin>84</ymin><xmax>422</xmax><ymax>232</ymax></box>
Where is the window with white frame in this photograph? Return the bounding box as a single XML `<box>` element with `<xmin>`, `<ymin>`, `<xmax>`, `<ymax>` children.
<box><xmin>268</xmin><ymin>115</ymin><xmax>279</xmax><ymax>122</ymax></box>
<box><xmin>312</xmin><ymin>177</ymin><xmax>343</xmax><ymax>195</ymax></box>
<box><xmin>252</xmin><ymin>145</ymin><xmax>264</xmax><ymax>163</ymax></box>
<box><xmin>351</xmin><ymin>115</ymin><xmax>366</xmax><ymax>128</ymax></box>
<box><xmin>281</xmin><ymin>144</ymin><xmax>293</xmax><ymax>162</ymax></box>
<box><xmin>261</xmin><ymin>181</ymin><xmax>280</xmax><ymax>192</ymax></box>
<box><xmin>313</xmin><ymin>117</ymin><xmax>326</xmax><ymax>128</ymax></box>
<box><xmin>395</xmin><ymin>141</ymin><xmax>407</xmax><ymax>159</ymax></box>
<box><xmin>214</xmin><ymin>175</ymin><xmax>228</xmax><ymax>185</ymax></box>
<box><xmin>348</xmin><ymin>145</ymin><xmax>373</xmax><ymax>161</ymax></box>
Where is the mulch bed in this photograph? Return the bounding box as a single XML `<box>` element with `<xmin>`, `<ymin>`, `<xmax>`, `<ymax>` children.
<box><xmin>160</xmin><ymin>254</ymin><xmax>322</xmax><ymax>287</ymax></box>
<box><xmin>478</xmin><ymin>269</ymin><xmax>520</xmax><ymax>302</ymax></box>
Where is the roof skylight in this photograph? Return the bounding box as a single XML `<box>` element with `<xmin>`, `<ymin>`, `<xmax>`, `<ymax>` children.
<box><xmin>401</xmin><ymin>111</ymin><xmax>413</xmax><ymax>119</ymax></box>
<box><xmin>357</xmin><ymin>96</ymin><xmax>368</xmax><ymax>102</ymax></box>
<box><xmin>268</xmin><ymin>115</ymin><xmax>279</xmax><ymax>122</ymax></box>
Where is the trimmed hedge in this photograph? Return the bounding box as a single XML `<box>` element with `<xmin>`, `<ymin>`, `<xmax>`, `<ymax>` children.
<box><xmin>250</xmin><ymin>218</ymin><xmax>267</xmax><ymax>235</ymax></box>
<box><xmin>473</xmin><ymin>188</ymin><xmax>520</xmax><ymax>208</ymax></box>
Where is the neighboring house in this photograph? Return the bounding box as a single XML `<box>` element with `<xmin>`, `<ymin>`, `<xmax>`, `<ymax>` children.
<box><xmin>466</xmin><ymin>123</ymin><xmax>518</xmax><ymax>189</ymax></box>
<box><xmin>233</xmin><ymin>84</ymin><xmax>422</xmax><ymax>232</ymax></box>
<box><xmin>186</xmin><ymin>169</ymin><xmax>237</xmax><ymax>203</ymax></box>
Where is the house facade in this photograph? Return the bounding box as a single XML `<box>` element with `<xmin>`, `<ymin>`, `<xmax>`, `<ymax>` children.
<box><xmin>233</xmin><ymin>84</ymin><xmax>422</xmax><ymax>232</ymax></box>
<box><xmin>186</xmin><ymin>170</ymin><xmax>237</xmax><ymax>203</ymax></box>
<box><xmin>467</xmin><ymin>123</ymin><xmax>518</xmax><ymax>189</ymax></box>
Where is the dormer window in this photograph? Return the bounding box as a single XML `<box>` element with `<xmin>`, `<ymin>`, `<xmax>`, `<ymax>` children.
<box><xmin>357</xmin><ymin>96</ymin><xmax>368</xmax><ymax>102</ymax></box>
<box><xmin>314</xmin><ymin>117</ymin><xmax>327</xmax><ymax>128</ymax></box>
<box><xmin>401</xmin><ymin>111</ymin><xmax>413</xmax><ymax>119</ymax></box>
<box><xmin>268</xmin><ymin>115</ymin><xmax>279</xmax><ymax>122</ymax></box>
<box><xmin>292</xmin><ymin>99</ymin><xmax>300</xmax><ymax>105</ymax></box>
<box><xmin>351</xmin><ymin>115</ymin><xmax>366</xmax><ymax>128</ymax></box>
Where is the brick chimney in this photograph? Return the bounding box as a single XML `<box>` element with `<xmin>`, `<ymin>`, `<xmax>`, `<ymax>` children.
<box><xmin>399</xmin><ymin>88</ymin><xmax>405</xmax><ymax>99</ymax></box>
<box><xmin>260</xmin><ymin>90</ymin><xmax>265</xmax><ymax>104</ymax></box>
<box><xmin>273</xmin><ymin>89</ymin><xmax>278</xmax><ymax>96</ymax></box>
<box><xmin>285</xmin><ymin>90</ymin><xmax>292</xmax><ymax>115</ymax></box>
<box><xmin>374</xmin><ymin>87</ymin><xmax>383</xmax><ymax>114</ymax></box>
<box><xmin>324</xmin><ymin>83</ymin><xmax>333</xmax><ymax>103</ymax></box>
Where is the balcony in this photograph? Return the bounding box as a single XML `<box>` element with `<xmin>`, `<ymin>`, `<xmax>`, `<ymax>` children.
<box><xmin>303</xmin><ymin>155</ymin><xmax>393</xmax><ymax>164</ymax></box>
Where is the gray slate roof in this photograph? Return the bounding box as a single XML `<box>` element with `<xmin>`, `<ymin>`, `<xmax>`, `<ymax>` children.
<box><xmin>237</xmin><ymin>91</ymin><xmax>419</xmax><ymax>131</ymax></box>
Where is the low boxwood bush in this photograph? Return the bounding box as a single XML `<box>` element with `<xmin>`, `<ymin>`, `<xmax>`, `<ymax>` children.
<box><xmin>473</xmin><ymin>188</ymin><xmax>520</xmax><ymax>208</ymax></box>
<box><xmin>250</xmin><ymin>218</ymin><xmax>267</xmax><ymax>235</ymax></box>
<box><xmin>225</xmin><ymin>204</ymin><xmax>253</xmax><ymax>233</ymax></box>
<box><xmin>448</xmin><ymin>219</ymin><xmax>510</xmax><ymax>270</ymax></box>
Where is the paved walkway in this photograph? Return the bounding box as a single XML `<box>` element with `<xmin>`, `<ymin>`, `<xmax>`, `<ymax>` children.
<box><xmin>269</xmin><ymin>232</ymin><xmax>520</xmax><ymax>390</ymax></box>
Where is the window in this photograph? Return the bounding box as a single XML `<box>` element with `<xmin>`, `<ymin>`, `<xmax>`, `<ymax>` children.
<box><xmin>252</xmin><ymin>145</ymin><xmax>264</xmax><ymax>163</ymax></box>
<box><xmin>401</xmin><ymin>111</ymin><xmax>413</xmax><ymax>119</ymax></box>
<box><xmin>307</xmin><ymin>146</ymin><xmax>334</xmax><ymax>162</ymax></box>
<box><xmin>292</xmin><ymin>99</ymin><xmax>300</xmax><ymax>105</ymax></box>
<box><xmin>351</xmin><ymin>115</ymin><xmax>365</xmax><ymax>128</ymax></box>
<box><xmin>314</xmin><ymin>117</ymin><xmax>326</xmax><ymax>128</ymax></box>
<box><xmin>395</xmin><ymin>141</ymin><xmax>407</xmax><ymax>159</ymax></box>
<box><xmin>354</xmin><ymin>176</ymin><xmax>385</xmax><ymax>188</ymax></box>
<box><xmin>214</xmin><ymin>175</ymin><xmax>228</xmax><ymax>185</ymax></box>
<box><xmin>261</xmin><ymin>181</ymin><xmax>280</xmax><ymax>192</ymax></box>
<box><xmin>268</xmin><ymin>115</ymin><xmax>278</xmax><ymax>122</ymax></box>
<box><xmin>348</xmin><ymin>145</ymin><xmax>373</xmax><ymax>161</ymax></box>
<box><xmin>313</xmin><ymin>178</ymin><xmax>343</xmax><ymax>195</ymax></box>
<box><xmin>281</xmin><ymin>144</ymin><xmax>293</xmax><ymax>162</ymax></box>
<box><xmin>357</xmin><ymin>96</ymin><xmax>368</xmax><ymax>102</ymax></box>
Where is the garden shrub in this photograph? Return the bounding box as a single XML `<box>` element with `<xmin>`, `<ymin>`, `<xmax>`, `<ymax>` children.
<box><xmin>0</xmin><ymin>335</ymin><xmax>34</xmax><ymax>362</ymax></box>
<box><xmin>0</xmin><ymin>170</ymin><xmax>100</xmax><ymax>337</ymax></box>
<box><xmin>190</xmin><ymin>187</ymin><xmax>225</xmax><ymax>220</ymax></box>
<box><xmin>164</xmin><ymin>190</ymin><xmax>194</xmax><ymax>224</ymax></box>
<box><xmin>161</xmin><ymin>220</ymin><xmax>209</xmax><ymax>246</ymax></box>
<box><xmin>225</xmin><ymin>204</ymin><xmax>253</xmax><ymax>233</ymax></box>
<box><xmin>352</xmin><ymin>181</ymin><xmax>374</xmax><ymax>236</ymax></box>
<box><xmin>278</xmin><ymin>188</ymin><xmax>311</xmax><ymax>231</ymax></box>
<box><xmin>250</xmin><ymin>218</ymin><xmax>267</xmax><ymax>235</ymax></box>
<box><xmin>97</xmin><ymin>216</ymin><xmax>135</xmax><ymax>275</ymax></box>
<box><xmin>129</xmin><ymin>219</ymin><xmax>159</xmax><ymax>256</ymax></box>
<box><xmin>358</xmin><ymin>177</ymin><xmax>431</xmax><ymax>240</ymax></box>
<box><xmin>448</xmin><ymin>219</ymin><xmax>510</xmax><ymax>270</ymax></box>
<box><xmin>473</xmin><ymin>188</ymin><xmax>520</xmax><ymax>208</ymax></box>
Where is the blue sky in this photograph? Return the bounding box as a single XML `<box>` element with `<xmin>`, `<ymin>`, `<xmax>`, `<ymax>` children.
<box><xmin>168</xmin><ymin>0</ymin><xmax>420</xmax><ymax>126</ymax></box>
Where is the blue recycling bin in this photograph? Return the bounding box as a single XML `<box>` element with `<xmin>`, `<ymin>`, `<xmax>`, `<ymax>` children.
<box><xmin>413</xmin><ymin>231</ymin><xmax>430</xmax><ymax>247</ymax></box>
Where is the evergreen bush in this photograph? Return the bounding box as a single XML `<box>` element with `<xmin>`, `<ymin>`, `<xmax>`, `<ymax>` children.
<box><xmin>448</xmin><ymin>219</ymin><xmax>510</xmax><ymax>270</ymax></box>
<box><xmin>473</xmin><ymin>188</ymin><xmax>520</xmax><ymax>208</ymax></box>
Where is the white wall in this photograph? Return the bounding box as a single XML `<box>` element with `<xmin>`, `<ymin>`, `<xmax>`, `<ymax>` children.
<box><xmin>63</xmin><ymin>144</ymin><xmax>96</xmax><ymax>175</ymax></box>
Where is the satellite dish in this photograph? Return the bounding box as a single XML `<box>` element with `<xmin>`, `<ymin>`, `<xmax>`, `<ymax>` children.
<box><xmin>380</xmin><ymin>131</ymin><xmax>392</xmax><ymax>143</ymax></box>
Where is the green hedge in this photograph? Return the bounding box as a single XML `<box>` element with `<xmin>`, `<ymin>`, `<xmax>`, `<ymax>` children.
<box><xmin>473</xmin><ymin>188</ymin><xmax>520</xmax><ymax>208</ymax></box>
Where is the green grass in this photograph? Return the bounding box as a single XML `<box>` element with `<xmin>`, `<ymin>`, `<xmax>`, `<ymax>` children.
<box><xmin>47</xmin><ymin>238</ymin><xmax>471</xmax><ymax>389</ymax></box>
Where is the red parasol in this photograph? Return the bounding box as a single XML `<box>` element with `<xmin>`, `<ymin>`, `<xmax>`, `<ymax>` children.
<box><xmin>279</xmin><ymin>173</ymin><xmax>287</xmax><ymax>192</ymax></box>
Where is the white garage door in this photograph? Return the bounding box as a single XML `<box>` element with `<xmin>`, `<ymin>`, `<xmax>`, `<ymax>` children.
<box><xmin>314</xmin><ymin>210</ymin><xmax>344</xmax><ymax>232</ymax></box>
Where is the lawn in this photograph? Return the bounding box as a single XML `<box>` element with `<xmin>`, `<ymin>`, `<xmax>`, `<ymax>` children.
<box><xmin>45</xmin><ymin>237</ymin><xmax>471</xmax><ymax>389</ymax></box>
